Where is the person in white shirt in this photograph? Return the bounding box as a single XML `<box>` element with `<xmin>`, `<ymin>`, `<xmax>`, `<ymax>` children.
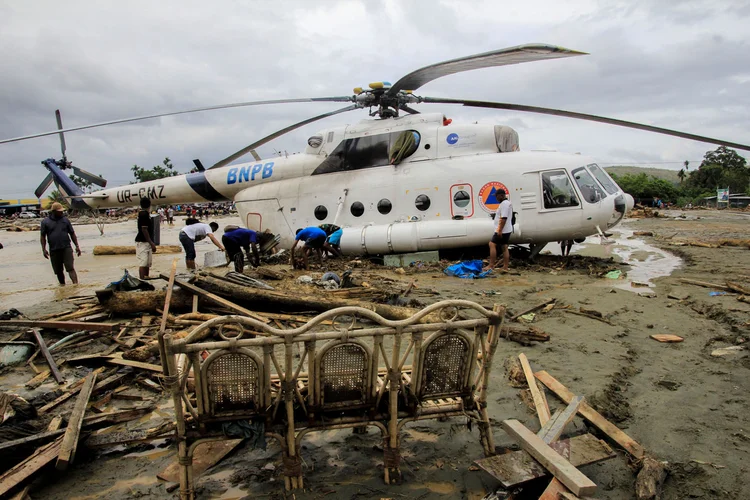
<box><xmin>488</xmin><ymin>190</ymin><xmax>513</xmax><ymax>272</ymax></box>
<box><xmin>178</xmin><ymin>221</ymin><xmax>225</xmax><ymax>270</ymax></box>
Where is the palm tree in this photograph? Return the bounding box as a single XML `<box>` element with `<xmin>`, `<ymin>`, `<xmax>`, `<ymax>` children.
<box><xmin>48</xmin><ymin>190</ymin><xmax>69</xmax><ymax>208</ymax></box>
<box><xmin>678</xmin><ymin>169</ymin><xmax>686</xmax><ymax>183</ymax></box>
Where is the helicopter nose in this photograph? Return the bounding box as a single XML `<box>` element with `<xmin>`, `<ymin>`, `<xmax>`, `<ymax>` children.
<box><xmin>623</xmin><ymin>193</ymin><xmax>635</xmax><ymax>213</ymax></box>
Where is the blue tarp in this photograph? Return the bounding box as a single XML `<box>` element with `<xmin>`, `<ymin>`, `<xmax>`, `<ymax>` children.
<box><xmin>444</xmin><ymin>260</ymin><xmax>493</xmax><ymax>279</ymax></box>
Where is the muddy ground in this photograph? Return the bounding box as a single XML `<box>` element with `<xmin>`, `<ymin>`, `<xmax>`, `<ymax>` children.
<box><xmin>1</xmin><ymin>209</ymin><xmax>749</xmax><ymax>499</ymax></box>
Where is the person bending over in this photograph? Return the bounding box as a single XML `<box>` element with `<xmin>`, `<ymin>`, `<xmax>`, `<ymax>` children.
<box><xmin>179</xmin><ymin>221</ymin><xmax>224</xmax><ymax>270</ymax></box>
<box><xmin>222</xmin><ymin>225</ymin><xmax>260</xmax><ymax>272</ymax></box>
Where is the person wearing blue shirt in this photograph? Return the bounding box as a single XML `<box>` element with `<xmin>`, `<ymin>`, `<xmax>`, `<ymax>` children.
<box><xmin>326</xmin><ymin>228</ymin><xmax>344</xmax><ymax>257</ymax></box>
<box><xmin>290</xmin><ymin>226</ymin><xmax>331</xmax><ymax>269</ymax></box>
<box><xmin>222</xmin><ymin>225</ymin><xmax>260</xmax><ymax>272</ymax></box>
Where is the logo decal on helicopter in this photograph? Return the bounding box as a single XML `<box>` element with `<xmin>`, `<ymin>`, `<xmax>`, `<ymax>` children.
<box><xmin>477</xmin><ymin>181</ymin><xmax>509</xmax><ymax>213</ymax></box>
<box><xmin>446</xmin><ymin>133</ymin><xmax>459</xmax><ymax>145</ymax></box>
<box><xmin>227</xmin><ymin>162</ymin><xmax>274</xmax><ymax>185</ymax></box>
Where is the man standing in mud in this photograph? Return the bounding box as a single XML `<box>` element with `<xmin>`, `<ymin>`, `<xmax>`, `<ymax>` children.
<box><xmin>135</xmin><ymin>197</ymin><xmax>157</xmax><ymax>279</ymax></box>
<box><xmin>487</xmin><ymin>190</ymin><xmax>513</xmax><ymax>272</ymax></box>
<box><xmin>40</xmin><ymin>202</ymin><xmax>81</xmax><ymax>285</ymax></box>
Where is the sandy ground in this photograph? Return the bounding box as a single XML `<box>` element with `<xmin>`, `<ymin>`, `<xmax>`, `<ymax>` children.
<box><xmin>1</xmin><ymin>209</ymin><xmax>749</xmax><ymax>499</ymax></box>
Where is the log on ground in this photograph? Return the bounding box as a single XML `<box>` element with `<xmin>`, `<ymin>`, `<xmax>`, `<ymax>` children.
<box><xmin>192</xmin><ymin>275</ymin><xmax>440</xmax><ymax>322</ymax></box>
<box><xmin>98</xmin><ymin>289</ymin><xmax>193</xmax><ymax>314</ymax></box>
<box><xmin>93</xmin><ymin>245</ymin><xmax>183</xmax><ymax>255</ymax></box>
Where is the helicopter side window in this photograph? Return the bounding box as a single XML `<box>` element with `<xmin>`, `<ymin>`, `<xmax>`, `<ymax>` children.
<box><xmin>541</xmin><ymin>170</ymin><xmax>580</xmax><ymax>209</ymax></box>
<box><xmin>572</xmin><ymin>167</ymin><xmax>606</xmax><ymax>204</ymax></box>
<box><xmin>312</xmin><ymin>130</ymin><xmax>421</xmax><ymax>175</ymax></box>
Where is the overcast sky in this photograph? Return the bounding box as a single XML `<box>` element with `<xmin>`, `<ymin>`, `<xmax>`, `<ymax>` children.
<box><xmin>1</xmin><ymin>0</ymin><xmax>748</xmax><ymax>199</ymax></box>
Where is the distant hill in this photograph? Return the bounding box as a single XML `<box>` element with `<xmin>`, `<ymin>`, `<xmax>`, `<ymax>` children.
<box><xmin>604</xmin><ymin>166</ymin><xmax>681</xmax><ymax>185</ymax></box>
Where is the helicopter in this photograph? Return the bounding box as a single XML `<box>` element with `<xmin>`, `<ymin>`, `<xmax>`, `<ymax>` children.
<box><xmin>3</xmin><ymin>43</ymin><xmax>749</xmax><ymax>256</ymax></box>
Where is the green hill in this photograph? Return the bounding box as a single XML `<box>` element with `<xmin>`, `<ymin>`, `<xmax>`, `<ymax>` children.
<box><xmin>604</xmin><ymin>166</ymin><xmax>681</xmax><ymax>185</ymax></box>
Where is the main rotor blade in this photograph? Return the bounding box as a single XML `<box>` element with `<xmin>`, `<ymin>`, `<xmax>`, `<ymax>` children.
<box><xmin>0</xmin><ymin>97</ymin><xmax>355</xmax><ymax>146</ymax></box>
<box><xmin>35</xmin><ymin>173</ymin><xmax>54</xmax><ymax>198</ymax></box>
<box><xmin>72</xmin><ymin>166</ymin><xmax>108</xmax><ymax>187</ymax></box>
<box><xmin>209</xmin><ymin>104</ymin><xmax>359</xmax><ymax>169</ymax></box>
<box><xmin>422</xmin><ymin>97</ymin><xmax>750</xmax><ymax>152</ymax></box>
<box><xmin>55</xmin><ymin>109</ymin><xmax>67</xmax><ymax>158</ymax></box>
<box><xmin>400</xmin><ymin>105</ymin><xmax>421</xmax><ymax>115</ymax></box>
<box><xmin>387</xmin><ymin>44</ymin><xmax>585</xmax><ymax>97</ymax></box>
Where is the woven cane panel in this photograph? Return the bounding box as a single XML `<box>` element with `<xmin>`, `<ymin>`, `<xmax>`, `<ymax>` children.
<box><xmin>321</xmin><ymin>343</ymin><xmax>368</xmax><ymax>405</ymax></box>
<box><xmin>420</xmin><ymin>334</ymin><xmax>469</xmax><ymax>398</ymax></box>
<box><xmin>206</xmin><ymin>352</ymin><xmax>259</xmax><ymax>414</ymax></box>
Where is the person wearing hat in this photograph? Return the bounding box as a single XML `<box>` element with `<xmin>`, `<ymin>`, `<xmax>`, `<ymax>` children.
<box><xmin>40</xmin><ymin>202</ymin><xmax>81</xmax><ymax>285</ymax></box>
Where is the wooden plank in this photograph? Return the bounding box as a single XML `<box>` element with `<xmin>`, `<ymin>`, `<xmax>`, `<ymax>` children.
<box><xmin>650</xmin><ymin>334</ymin><xmax>684</xmax><ymax>343</ymax></box>
<box><xmin>30</xmin><ymin>328</ymin><xmax>65</xmax><ymax>384</ymax></box>
<box><xmin>501</xmin><ymin>419</ymin><xmax>597</xmax><ymax>497</ymax></box>
<box><xmin>123</xmin><ymin>326</ymin><xmax>151</xmax><ymax>349</ymax></box>
<box><xmin>535</xmin><ymin>370</ymin><xmax>646</xmax><ymax>459</ymax></box>
<box><xmin>475</xmin><ymin>433</ymin><xmax>614</xmax><ymax>489</ymax></box>
<box><xmin>82</xmin><ymin>406</ymin><xmax>156</xmax><ymax>426</ymax></box>
<box><xmin>518</xmin><ymin>353</ymin><xmax>551</xmax><ymax>426</ymax></box>
<box><xmin>192</xmin><ymin>294</ymin><xmax>199</xmax><ymax>313</ymax></box>
<box><xmin>24</xmin><ymin>369</ymin><xmax>51</xmax><ymax>389</ymax></box>
<box><xmin>157</xmin><ymin>439</ymin><xmax>243</xmax><ymax>482</ymax></box>
<box><xmin>106</xmin><ymin>358</ymin><xmax>162</xmax><ymax>373</ymax></box>
<box><xmin>679</xmin><ymin>278</ymin><xmax>732</xmax><ymax>292</ymax></box>
<box><xmin>0</xmin><ymin>438</ymin><xmax>63</xmax><ymax>497</ymax></box>
<box><xmin>0</xmin><ymin>429</ymin><xmax>66</xmax><ymax>453</ymax></box>
<box><xmin>84</xmin><ymin>423</ymin><xmax>175</xmax><ymax>448</ymax></box>
<box><xmin>9</xmin><ymin>485</ymin><xmax>31</xmax><ymax>500</ymax></box>
<box><xmin>56</xmin><ymin>371</ymin><xmax>98</xmax><ymax>470</ymax></box>
<box><xmin>539</xmin><ymin>478</ymin><xmax>574</xmax><ymax>500</ymax></box>
<box><xmin>163</xmin><ymin>275</ymin><xmax>270</xmax><ymax>323</ymax></box>
<box><xmin>37</xmin><ymin>367</ymin><xmax>105</xmax><ymax>415</ymax></box>
<box><xmin>538</xmin><ymin>396</ymin><xmax>585</xmax><ymax>443</ymax></box>
<box><xmin>0</xmin><ymin>320</ymin><xmax>121</xmax><ymax>332</ymax></box>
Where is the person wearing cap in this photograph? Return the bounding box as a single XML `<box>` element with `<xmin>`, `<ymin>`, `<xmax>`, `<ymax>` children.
<box><xmin>40</xmin><ymin>202</ymin><xmax>81</xmax><ymax>285</ymax></box>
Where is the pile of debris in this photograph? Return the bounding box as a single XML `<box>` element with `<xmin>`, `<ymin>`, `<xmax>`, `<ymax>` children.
<box><xmin>477</xmin><ymin>353</ymin><xmax>667</xmax><ymax>500</ymax></box>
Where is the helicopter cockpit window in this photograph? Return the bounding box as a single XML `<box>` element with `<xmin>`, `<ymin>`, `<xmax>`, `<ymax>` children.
<box><xmin>541</xmin><ymin>170</ymin><xmax>580</xmax><ymax>209</ymax></box>
<box><xmin>308</xmin><ymin>135</ymin><xmax>323</xmax><ymax>148</ymax></box>
<box><xmin>572</xmin><ymin>167</ymin><xmax>606</xmax><ymax>204</ymax></box>
<box><xmin>587</xmin><ymin>164</ymin><xmax>618</xmax><ymax>195</ymax></box>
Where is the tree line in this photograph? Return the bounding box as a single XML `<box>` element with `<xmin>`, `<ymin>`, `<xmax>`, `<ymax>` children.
<box><xmin>609</xmin><ymin>146</ymin><xmax>749</xmax><ymax>206</ymax></box>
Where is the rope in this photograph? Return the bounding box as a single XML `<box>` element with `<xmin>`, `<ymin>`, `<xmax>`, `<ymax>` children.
<box><xmin>283</xmin><ymin>454</ymin><xmax>303</xmax><ymax>477</ymax></box>
<box><xmin>383</xmin><ymin>445</ymin><xmax>401</xmax><ymax>468</ymax></box>
<box><xmin>178</xmin><ymin>456</ymin><xmax>192</xmax><ymax>465</ymax></box>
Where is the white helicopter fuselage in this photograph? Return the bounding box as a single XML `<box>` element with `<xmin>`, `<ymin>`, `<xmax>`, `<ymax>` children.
<box><xmin>86</xmin><ymin>112</ymin><xmax>629</xmax><ymax>253</ymax></box>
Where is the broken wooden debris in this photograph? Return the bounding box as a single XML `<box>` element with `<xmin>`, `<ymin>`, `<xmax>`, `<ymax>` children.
<box><xmin>93</xmin><ymin>244</ymin><xmax>182</xmax><ymax>255</ymax></box>
<box><xmin>534</xmin><ymin>370</ymin><xmax>646</xmax><ymax>459</ymax></box>
<box><xmin>511</xmin><ymin>298</ymin><xmax>556</xmax><ymax>322</ymax></box>
<box><xmin>0</xmin><ymin>320</ymin><xmax>121</xmax><ymax>332</ymax></box>
<box><xmin>164</xmin><ymin>275</ymin><xmax>270</xmax><ymax>323</ymax></box>
<box><xmin>650</xmin><ymin>334</ymin><xmax>684</xmax><ymax>343</ymax></box>
<box><xmin>0</xmin><ymin>437</ymin><xmax>63</xmax><ymax>497</ymax></box>
<box><xmin>84</xmin><ymin>422</ymin><xmax>176</xmax><ymax>448</ymax></box>
<box><xmin>56</xmin><ymin>371</ymin><xmax>98</xmax><ymax>470</ymax></box>
<box><xmin>565</xmin><ymin>309</ymin><xmax>615</xmax><ymax>326</ymax></box>
<box><xmin>24</xmin><ymin>369</ymin><xmax>51</xmax><ymax>389</ymax></box>
<box><xmin>97</xmin><ymin>288</ymin><xmax>193</xmax><ymax>314</ymax></box>
<box><xmin>477</xmin><ymin>433</ymin><xmax>615</xmax><ymax>488</ymax></box>
<box><xmin>635</xmin><ymin>456</ymin><xmax>669</xmax><ymax>500</ymax></box>
<box><xmin>505</xmin><ymin>325</ymin><xmax>550</xmax><ymax>344</ymax></box>
<box><xmin>537</xmin><ymin>396</ymin><xmax>585</xmax><ymax>443</ymax></box>
<box><xmin>106</xmin><ymin>357</ymin><xmax>162</xmax><ymax>373</ymax></box>
<box><xmin>29</xmin><ymin>328</ymin><xmax>64</xmax><ymax>384</ymax></box>
<box><xmin>726</xmin><ymin>281</ymin><xmax>750</xmax><ymax>295</ymax></box>
<box><xmin>501</xmin><ymin>420</ymin><xmax>597</xmax><ymax>497</ymax></box>
<box><xmin>518</xmin><ymin>353</ymin><xmax>550</xmax><ymax>425</ymax></box>
<box><xmin>157</xmin><ymin>439</ymin><xmax>243</xmax><ymax>483</ymax></box>
<box><xmin>679</xmin><ymin>278</ymin><xmax>733</xmax><ymax>292</ymax></box>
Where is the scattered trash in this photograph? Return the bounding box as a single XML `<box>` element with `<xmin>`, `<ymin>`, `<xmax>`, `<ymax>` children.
<box><xmin>105</xmin><ymin>270</ymin><xmax>155</xmax><ymax>292</ymax></box>
<box><xmin>0</xmin><ymin>309</ymin><xmax>21</xmax><ymax>321</ymax></box>
<box><xmin>605</xmin><ymin>270</ymin><xmax>622</xmax><ymax>280</ymax></box>
<box><xmin>631</xmin><ymin>281</ymin><xmax>650</xmax><ymax>288</ymax></box>
<box><xmin>518</xmin><ymin>313</ymin><xmax>536</xmax><ymax>323</ymax></box>
<box><xmin>444</xmin><ymin>260</ymin><xmax>492</xmax><ymax>279</ymax></box>
<box><xmin>709</xmin><ymin>291</ymin><xmax>729</xmax><ymax>296</ymax></box>
<box><xmin>321</xmin><ymin>272</ymin><xmax>341</xmax><ymax>285</ymax></box>
<box><xmin>0</xmin><ymin>342</ymin><xmax>35</xmax><ymax>367</ymax></box>
<box><xmin>297</xmin><ymin>275</ymin><xmax>314</xmax><ymax>284</ymax></box>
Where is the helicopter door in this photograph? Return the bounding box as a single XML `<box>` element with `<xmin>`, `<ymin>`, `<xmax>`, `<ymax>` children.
<box><xmin>450</xmin><ymin>184</ymin><xmax>474</xmax><ymax>218</ymax></box>
<box><xmin>531</xmin><ymin>169</ymin><xmax>585</xmax><ymax>241</ymax></box>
